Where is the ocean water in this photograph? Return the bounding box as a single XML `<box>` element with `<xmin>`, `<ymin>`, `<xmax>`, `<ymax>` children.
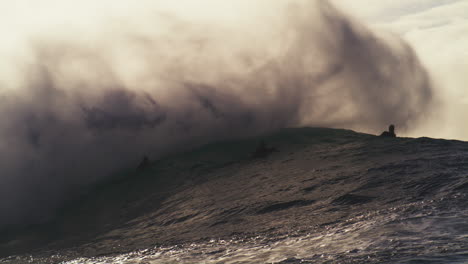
<box><xmin>1</xmin><ymin>128</ymin><xmax>468</xmax><ymax>264</ymax></box>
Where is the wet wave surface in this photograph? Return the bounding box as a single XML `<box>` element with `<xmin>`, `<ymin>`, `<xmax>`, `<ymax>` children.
<box><xmin>1</xmin><ymin>128</ymin><xmax>468</xmax><ymax>263</ymax></box>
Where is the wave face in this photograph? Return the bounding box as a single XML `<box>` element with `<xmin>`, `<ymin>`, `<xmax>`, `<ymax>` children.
<box><xmin>0</xmin><ymin>0</ymin><xmax>433</xmax><ymax>229</ymax></box>
<box><xmin>1</xmin><ymin>127</ymin><xmax>468</xmax><ymax>263</ymax></box>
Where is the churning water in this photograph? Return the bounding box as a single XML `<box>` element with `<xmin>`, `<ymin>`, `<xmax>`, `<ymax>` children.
<box><xmin>1</xmin><ymin>128</ymin><xmax>468</xmax><ymax>263</ymax></box>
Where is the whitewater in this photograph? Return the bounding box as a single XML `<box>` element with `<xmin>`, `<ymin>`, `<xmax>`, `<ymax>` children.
<box><xmin>1</xmin><ymin>127</ymin><xmax>467</xmax><ymax>264</ymax></box>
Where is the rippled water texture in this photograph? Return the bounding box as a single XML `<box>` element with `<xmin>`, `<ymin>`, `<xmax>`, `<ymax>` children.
<box><xmin>1</xmin><ymin>128</ymin><xmax>468</xmax><ymax>263</ymax></box>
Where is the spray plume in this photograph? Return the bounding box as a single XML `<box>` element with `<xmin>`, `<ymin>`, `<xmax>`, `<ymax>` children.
<box><xmin>0</xmin><ymin>0</ymin><xmax>432</xmax><ymax>228</ymax></box>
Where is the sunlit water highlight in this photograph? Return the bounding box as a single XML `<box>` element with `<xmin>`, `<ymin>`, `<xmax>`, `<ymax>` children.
<box><xmin>1</xmin><ymin>128</ymin><xmax>468</xmax><ymax>264</ymax></box>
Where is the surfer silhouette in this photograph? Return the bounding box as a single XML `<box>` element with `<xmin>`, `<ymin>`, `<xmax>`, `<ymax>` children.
<box><xmin>252</xmin><ymin>140</ymin><xmax>278</xmax><ymax>159</ymax></box>
<box><xmin>137</xmin><ymin>155</ymin><xmax>150</xmax><ymax>170</ymax></box>
<box><xmin>380</xmin><ymin>124</ymin><xmax>396</xmax><ymax>138</ymax></box>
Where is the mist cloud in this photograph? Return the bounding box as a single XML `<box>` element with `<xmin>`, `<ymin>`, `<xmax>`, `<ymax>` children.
<box><xmin>334</xmin><ymin>0</ymin><xmax>468</xmax><ymax>140</ymax></box>
<box><xmin>0</xmin><ymin>1</ymin><xmax>433</xmax><ymax>228</ymax></box>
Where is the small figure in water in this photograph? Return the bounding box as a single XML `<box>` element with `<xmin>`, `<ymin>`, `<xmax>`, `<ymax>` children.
<box><xmin>252</xmin><ymin>140</ymin><xmax>278</xmax><ymax>159</ymax></box>
<box><xmin>137</xmin><ymin>155</ymin><xmax>150</xmax><ymax>170</ymax></box>
<box><xmin>380</xmin><ymin>124</ymin><xmax>396</xmax><ymax>138</ymax></box>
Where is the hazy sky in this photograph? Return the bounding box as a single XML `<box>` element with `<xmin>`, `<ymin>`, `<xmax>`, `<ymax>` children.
<box><xmin>334</xmin><ymin>0</ymin><xmax>468</xmax><ymax>139</ymax></box>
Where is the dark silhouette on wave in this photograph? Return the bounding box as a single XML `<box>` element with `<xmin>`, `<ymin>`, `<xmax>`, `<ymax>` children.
<box><xmin>380</xmin><ymin>124</ymin><xmax>396</xmax><ymax>138</ymax></box>
<box><xmin>252</xmin><ymin>140</ymin><xmax>278</xmax><ymax>159</ymax></box>
<box><xmin>137</xmin><ymin>155</ymin><xmax>150</xmax><ymax>171</ymax></box>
